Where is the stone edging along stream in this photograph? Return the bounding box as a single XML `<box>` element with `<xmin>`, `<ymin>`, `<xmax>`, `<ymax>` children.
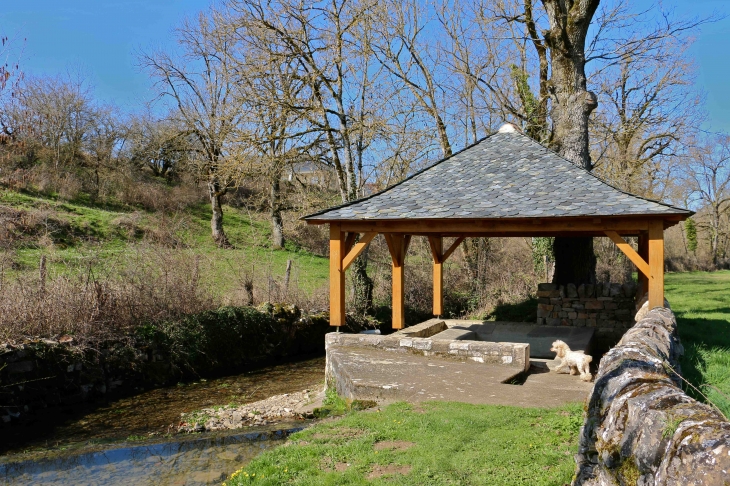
<box><xmin>574</xmin><ymin>307</ymin><xmax>730</xmax><ymax>485</ymax></box>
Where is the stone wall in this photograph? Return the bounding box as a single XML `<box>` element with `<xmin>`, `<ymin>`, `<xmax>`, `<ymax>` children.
<box><xmin>574</xmin><ymin>307</ymin><xmax>730</xmax><ymax>485</ymax></box>
<box><xmin>325</xmin><ymin>331</ymin><xmax>530</xmax><ymax>373</ymax></box>
<box><xmin>536</xmin><ymin>282</ymin><xmax>637</xmax><ymax>343</ymax></box>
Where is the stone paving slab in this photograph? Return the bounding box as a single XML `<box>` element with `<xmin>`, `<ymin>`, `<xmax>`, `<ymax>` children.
<box><xmin>442</xmin><ymin>321</ymin><xmax>595</xmax><ymax>359</ymax></box>
<box><xmin>327</xmin><ymin>346</ymin><xmax>592</xmax><ymax>407</ymax></box>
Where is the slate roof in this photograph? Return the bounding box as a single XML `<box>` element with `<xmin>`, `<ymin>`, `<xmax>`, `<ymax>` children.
<box><xmin>304</xmin><ymin>128</ymin><xmax>691</xmax><ymax>221</ymax></box>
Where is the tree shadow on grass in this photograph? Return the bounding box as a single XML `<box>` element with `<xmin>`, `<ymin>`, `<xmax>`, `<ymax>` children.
<box><xmin>676</xmin><ymin>315</ymin><xmax>730</xmax><ymax>417</ymax></box>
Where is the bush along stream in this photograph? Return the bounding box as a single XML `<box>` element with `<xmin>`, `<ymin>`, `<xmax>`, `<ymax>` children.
<box><xmin>0</xmin><ymin>303</ymin><xmax>342</xmax><ymax>453</ymax></box>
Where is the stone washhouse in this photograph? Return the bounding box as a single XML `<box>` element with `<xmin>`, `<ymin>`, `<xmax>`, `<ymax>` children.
<box><xmin>303</xmin><ymin>124</ymin><xmax>693</xmax><ymax>403</ymax></box>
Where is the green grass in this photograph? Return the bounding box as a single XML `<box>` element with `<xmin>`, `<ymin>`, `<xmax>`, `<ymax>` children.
<box><xmin>224</xmin><ymin>401</ymin><xmax>583</xmax><ymax>485</ymax></box>
<box><xmin>0</xmin><ymin>188</ymin><xmax>329</xmax><ymax>297</ymax></box>
<box><xmin>665</xmin><ymin>270</ymin><xmax>730</xmax><ymax>417</ymax></box>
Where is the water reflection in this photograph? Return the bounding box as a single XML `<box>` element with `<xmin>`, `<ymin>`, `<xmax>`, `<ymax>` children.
<box><xmin>2</xmin><ymin>356</ymin><xmax>325</xmax><ymax>455</ymax></box>
<box><xmin>0</xmin><ymin>425</ymin><xmax>305</xmax><ymax>485</ymax></box>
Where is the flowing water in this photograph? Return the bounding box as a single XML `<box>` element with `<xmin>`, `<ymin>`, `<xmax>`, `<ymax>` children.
<box><xmin>0</xmin><ymin>356</ymin><xmax>326</xmax><ymax>485</ymax></box>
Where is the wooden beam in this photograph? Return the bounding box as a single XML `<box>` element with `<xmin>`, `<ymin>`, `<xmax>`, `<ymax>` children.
<box><xmin>604</xmin><ymin>231</ymin><xmax>650</xmax><ymax>278</ymax></box>
<box><xmin>342</xmin><ymin>232</ymin><xmax>377</xmax><ymax>271</ymax></box>
<box><xmin>648</xmin><ymin>220</ymin><xmax>665</xmax><ymax>308</ymax></box>
<box><xmin>333</xmin><ymin>216</ymin><xmax>659</xmax><ymax>235</ymax></box>
<box><xmin>428</xmin><ymin>236</ymin><xmax>443</xmax><ymax>316</ymax></box>
<box><xmin>441</xmin><ymin>236</ymin><xmax>465</xmax><ymax>262</ymax></box>
<box><xmin>329</xmin><ymin>224</ymin><xmax>346</xmax><ymax>327</ymax></box>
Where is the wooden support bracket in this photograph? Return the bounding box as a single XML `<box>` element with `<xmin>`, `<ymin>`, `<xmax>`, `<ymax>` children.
<box><xmin>604</xmin><ymin>231</ymin><xmax>650</xmax><ymax>278</ymax></box>
<box><xmin>441</xmin><ymin>236</ymin><xmax>464</xmax><ymax>263</ymax></box>
<box><xmin>344</xmin><ymin>232</ymin><xmax>357</xmax><ymax>255</ymax></box>
<box><xmin>342</xmin><ymin>232</ymin><xmax>377</xmax><ymax>271</ymax></box>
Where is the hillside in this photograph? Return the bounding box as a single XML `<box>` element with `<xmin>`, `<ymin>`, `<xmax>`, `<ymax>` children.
<box><xmin>0</xmin><ymin>186</ymin><xmax>332</xmax><ymax>343</ymax></box>
<box><xmin>0</xmin><ymin>188</ymin><xmax>329</xmax><ymax>295</ymax></box>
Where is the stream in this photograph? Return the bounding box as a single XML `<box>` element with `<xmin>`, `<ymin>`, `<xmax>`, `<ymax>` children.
<box><xmin>0</xmin><ymin>356</ymin><xmax>326</xmax><ymax>485</ymax></box>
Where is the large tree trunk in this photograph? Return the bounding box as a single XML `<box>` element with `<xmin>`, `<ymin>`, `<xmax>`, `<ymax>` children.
<box><xmin>541</xmin><ymin>0</ymin><xmax>600</xmax><ymax>286</ymax></box>
<box><xmin>208</xmin><ymin>175</ymin><xmax>230</xmax><ymax>248</ymax></box>
<box><xmin>270</xmin><ymin>177</ymin><xmax>285</xmax><ymax>249</ymax></box>
<box><xmin>351</xmin><ymin>246</ymin><xmax>374</xmax><ymax>316</ymax></box>
<box><xmin>552</xmin><ymin>236</ymin><xmax>596</xmax><ymax>285</ymax></box>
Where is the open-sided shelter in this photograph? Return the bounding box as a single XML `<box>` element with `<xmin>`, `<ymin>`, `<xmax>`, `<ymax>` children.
<box><xmin>303</xmin><ymin>125</ymin><xmax>692</xmax><ymax>329</ymax></box>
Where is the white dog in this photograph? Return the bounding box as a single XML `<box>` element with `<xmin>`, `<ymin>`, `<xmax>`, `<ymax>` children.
<box><xmin>550</xmin><ymin>340</ymin><xmax>593</xmax><ymax>382</ymax></box>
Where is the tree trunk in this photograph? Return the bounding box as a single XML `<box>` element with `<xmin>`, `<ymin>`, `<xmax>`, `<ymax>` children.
<box><xmin>208</xmin><ymin>175</ymin><xmax>230</xmax><ymax>248</ymax></box>
<box><xmin>350</xmin><ymin>241</ymin><xmax>374</xmax><ymax>315</ymax></box>
<box><xmin>541</xmin><ymin>0</ymin><xmax>600</xmax><ymax>286</ymax></box>
<box><xmin>712</xmin><ymin>207</ymin><xmax>720</xmax><ymax>267</ymax></box>
<box><xmin>270</xmin><ymin>177</ymin><xmax>285</xmax><ymax>249</ymax></box>
<box><xmin>552</xmin><ymin>236</ymin><xmax>596</xmax><ymax>285</ymax></box>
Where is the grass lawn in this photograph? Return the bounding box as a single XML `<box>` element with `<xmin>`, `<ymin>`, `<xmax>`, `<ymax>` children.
<box><xmin>224</xmin><ymin>401</ymin><xmax>583</xmax><ymax>485</ymax></box>
<box><xmin>665</xmin><ymin>270</ymin><xmax>730</xmax><ymax>418</ymax></box>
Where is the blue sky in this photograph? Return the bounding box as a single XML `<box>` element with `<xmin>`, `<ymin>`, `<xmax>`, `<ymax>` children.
<box><xmin>1</xmin><ymin>1</ymin><xmax>205</xmax><ymax>108</ymax></box>
<box><xmin>2</xmin><ymin>0</ymin><xmax>729</xmax><ymax>132</ymax></box>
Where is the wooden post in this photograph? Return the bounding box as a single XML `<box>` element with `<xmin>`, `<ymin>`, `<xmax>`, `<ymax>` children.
<box><xmin>648</xmin><ymin>220</ymin><xmax>664</xmax><ymax>309</ymax></box>
<box><xmin>429</xmin><ymin>237</ymin><xmax>443</xmax><ymax>316</ymax></box>
<box><xmin>329</xmin><ymin>224</ymin><xmax>346</xmax><ymax>327</ymax></box>
<box><xmin>393</xmin><ymin>258</ymin><xmax>405</xmax><ymax>329</ymax></box>
<box><xmin>385</xmin><ymin>234</ymin><xmax>411</xmax><ymax>329</ymax></box>
<box><xmin>637</xmin><ymin>231</ymin><xmax>648</xmax><ymax>300</ymax></box>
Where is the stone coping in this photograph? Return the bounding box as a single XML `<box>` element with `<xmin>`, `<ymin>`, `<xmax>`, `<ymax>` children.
<box><xmin>325</xmin><ymin>331</ymin><xmax>530</xmax><ymax>372</ymax></box>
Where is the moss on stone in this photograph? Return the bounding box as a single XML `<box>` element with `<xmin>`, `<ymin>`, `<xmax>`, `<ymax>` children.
<box><xmin>616</xmin><ymin>457</ymin><xmax>641</xmax><ymax>485</ymax></box>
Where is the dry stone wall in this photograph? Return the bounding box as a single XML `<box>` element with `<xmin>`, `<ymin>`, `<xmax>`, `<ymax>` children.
<box><xmin>574</xmin><ymin>307</ymin><xmax>730</xmax><ymax>485</ymax></box>
<box><xmin>537</xmin><ymin>282</ymin><xmax>636</xmax><ymax>342</ymax></box>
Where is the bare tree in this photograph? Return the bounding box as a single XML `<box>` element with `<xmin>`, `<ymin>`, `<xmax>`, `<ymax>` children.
<box><xmin>141</xmin><ymin>13</ymin><xmax>245</xmax><ymax>247</ymax></box>
<box><xmin>215</xmin><ymin>16</ymin><xmax>321</xmax><ymax>249</ymax></box>
<box><xmin>223</xmin><ymin>0</ymin><xmax>384</xmax><ymax>312</ymax></box>
<box><xmin>685</xmin><ymin>134</ymin><xmax>730</xmax><ymax>266</ymax></box>
<box><xmin>371</xmin><ymin>0</ymin><xmax>455</xmax><ymax>157</ymax></box>
<box><xmin>0</xmin><ymin>34</ymin><xmax>23</xmax><ymax>146</ymax></box>
<box><xmin>7</xmin><ymin>74</ymin><xmax>97</xmax><ymax>169</ymax></box>
<box><xmin>128</xmin><ymin>113</ymin><xmax>193</xmax><ymax>180</ymax></box>
<box><xmin>85</xmin><ymin>106</ymin><xmax>123</xmax><ymax>199</ymax></box>
<box><xmin>589</xmin><ymin>8</ymin><xmax>704</xmax><ymax>198</ymax></box>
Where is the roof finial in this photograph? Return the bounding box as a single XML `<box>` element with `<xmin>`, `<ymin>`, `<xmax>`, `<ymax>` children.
<box><xmin>498</xmin><ymin>123</ymin><xmax>521</xmax><ymax>134</ymax></box>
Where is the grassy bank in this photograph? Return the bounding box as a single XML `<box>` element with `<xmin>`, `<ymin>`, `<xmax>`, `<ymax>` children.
<box><xmin>0</xmin><ymin>188</ymin><xmax>329</xmax><ymax>296</ymax></box>
<box><xmin>225</xmin><ymin>401</ymin><xmax>583</xmax><ymax>486</ymax></box>
<box><xmin>666</xmin><ymin>270</ymin><xmax>730</xmax><ymax>417</ymax></box>
<box><xmin>1</xmin><ymin>188</ymin><xmax>330</xmax><ymax>343</ymax></box>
